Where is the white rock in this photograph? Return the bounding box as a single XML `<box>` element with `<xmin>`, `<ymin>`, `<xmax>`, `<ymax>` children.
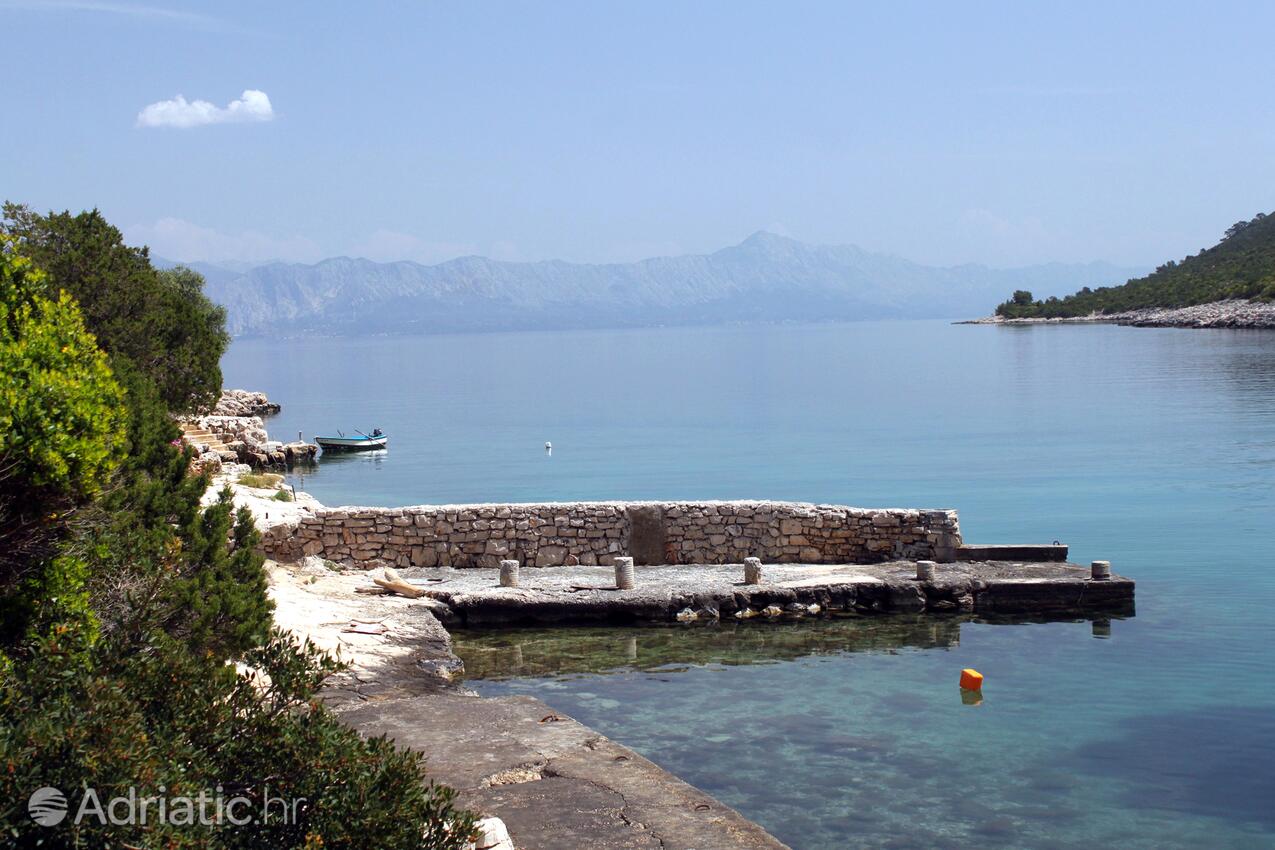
<box><xmin>468</xmin><ymin>816</ymin><xmax>513</xmax><ymax>850</ymax></box>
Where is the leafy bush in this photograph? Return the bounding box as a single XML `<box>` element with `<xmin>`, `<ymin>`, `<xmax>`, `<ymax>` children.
<box><xmin>0</xmin><ymin>210</ymin><xmax>476</xmax><ymax>847</ymax></box>
<box><xmin>0</xmin><ymin>629</ymin><xmax>476</xmax><ymax>849</ymax></box>
<box><xmin>0</xmin><ymin>238</ymin><xmax>124</xmax><ymax>645</ymax></box>
<box><xmin>2</xmin><ymin>203</ymin><xmax>229</xmax><ymax>413</ymax></box>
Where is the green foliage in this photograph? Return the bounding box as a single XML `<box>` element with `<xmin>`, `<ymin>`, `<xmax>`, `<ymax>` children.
<box><xmin>0</xmin><ymin>238</ymin><xmax>123</xmax><ymax>644</ymax></box>
<box><xmin>2</xmin><ymin>203</ymin><xmax>229</xmax><ymax>414</ymax></box>
<box><xmin>994</xmin><ymin>210</ymin><xmax>1275</xmax><ymax>318</ymax></box>
<box><xmin>0</xmin><ymin>629</ymin><xmax>476</xmax><ymax>849</ymax></box>
<box><xmin>161</xmin><ymin>492</ymin><xmax>274</xmax><ymax>659</ymax></box>
<box><xmin>0</xmin><ymin>206</ymin><xmax>475</xmax><ymax>846</ymax></box>
<box><xmin>273</xmin><ymin>489</ymin><xmax>294</xmax><ymax>502</ymax></box>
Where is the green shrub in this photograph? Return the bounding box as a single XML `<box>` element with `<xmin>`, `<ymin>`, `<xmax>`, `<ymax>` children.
<box><xmin>2</xmin><ymin>203</ymin><xmax>228</xmax><ymax>414</ymax></box>
<box><xmin>0</xmin><ymin>630</ymin><xmax>476</xmax><ymax>849</ymax></box>
<box><xmin>0</xmin><ymin>208</ymin><xmax>475</xmax><ymax>848</ymax></box>
<box><xmin>0</xmin><ymin>238</ymin><xmax>124</xmax><ymax>646</ymax></box>
<box><xmin>273</xmin><ymin>489</ymin><xmax>294</xmax><ymax>502</ymax></box>
<box><xmin>239</xmin><ymin>472</ymin><xmax>284</xmax><ymax>490</ymax></box>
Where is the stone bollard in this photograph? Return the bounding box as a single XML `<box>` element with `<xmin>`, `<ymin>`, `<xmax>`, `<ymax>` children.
<box><xmin>743</xmin><ymin>557</ymin><xmax>764</xmax><ymax>585</ymax></box>
<box><xmin>499</xmin><ymin>559</ymin><xmax>519</xmax><ymax>588</ymax></box>
<box><xmin>1091</xmin><ymin>560</ymin><xmax>1111</xmax><ymax>581</ymax></box>
<box><xmin>614</xmin><ymin>556</ymin><xmax>635</xmax><ymax>590</ymax></box>
<box><xmin>916</xmin><ymin>560</ymin><xmax>936</xmax><ymax>581</ymax></box>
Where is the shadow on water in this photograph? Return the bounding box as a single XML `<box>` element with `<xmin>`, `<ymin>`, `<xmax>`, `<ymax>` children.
<box><xmin>1052</xmin><ymin>704</ymin><xmax>1275</xmax><ymax>828</ymax></box>
<box><xmin>453</xmin><ymin>612</ymin><xmax>1126</xmax><ymax>681</ymax></box>
<box><xmin>285</xmin><ymin>449</ymin><xmax>388</xmax><ymax>491</ymax></box>
<box><xmin>313</xmin><ymin>448</ymin><xmax>389</xmax><ymax>466</ymax></box>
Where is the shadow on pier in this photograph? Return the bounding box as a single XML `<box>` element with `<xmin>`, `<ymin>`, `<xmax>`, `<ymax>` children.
<box><xmin>453</xmin><ymin>612</ymin><xmax>1129</xmax><ymax>682</ymax></box>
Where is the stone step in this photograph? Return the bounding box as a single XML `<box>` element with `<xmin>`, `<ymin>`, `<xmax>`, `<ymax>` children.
<box><xmin>183</xmin><ymin>435</ymin><xmax>232</xmax><ymax>452</ymax></box>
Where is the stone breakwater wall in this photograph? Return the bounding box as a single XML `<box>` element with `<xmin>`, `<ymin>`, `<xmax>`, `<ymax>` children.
<box><xmin>261</xmin><ymin>501</ymin><xmax>961</xmax><ymax>569</ymax></box>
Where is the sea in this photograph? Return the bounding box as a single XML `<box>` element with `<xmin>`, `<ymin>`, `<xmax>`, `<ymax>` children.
<box><xmin>223</xmin><ymin>319</ymin><xmax>1275</xmax><ymax>849</ymax></box>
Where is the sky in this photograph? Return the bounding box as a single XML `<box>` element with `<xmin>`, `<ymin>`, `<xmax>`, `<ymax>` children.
<box><xmin>3</xmin><ymin>0</ymin><xmax>1273</xmax><ymax>269</ymax></box>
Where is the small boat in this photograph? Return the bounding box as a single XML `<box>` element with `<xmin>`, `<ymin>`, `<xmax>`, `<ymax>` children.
<box><xmin>315</xmin><ymin>428</ymin><xmax>388</xmax><ymax>452</ymax></box>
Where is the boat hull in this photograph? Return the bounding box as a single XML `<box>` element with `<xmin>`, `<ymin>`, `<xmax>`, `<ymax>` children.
<box><xmin>315</xmin><ymin>436</ymin><xmax>388</xmax><ymax>451</ymax></box>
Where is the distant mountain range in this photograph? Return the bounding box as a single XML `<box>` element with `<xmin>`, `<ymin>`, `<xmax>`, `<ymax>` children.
<box><xmin>156</xmin><ymin>232</ymin><xmax>1146</xmax><ymax>337</ymax></box>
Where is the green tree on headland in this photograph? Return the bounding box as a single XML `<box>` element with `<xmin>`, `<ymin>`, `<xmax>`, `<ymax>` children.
<box><xmin>3</xmin><ymin>203</ymin><xmax>229</xmax><ymax>412</ymax></box>
<box><xmin>0</xmin><ymin>237</ymin><xmax>123</xmax><ymax>645</ymax></box>
<box><xmin>0</xmin><ymin>207</ymin><xmax>474</xmax><ymax>848</ymax></box>
<box><xmin>994</xmin><ymin>210</ymin><xmax>1275</xmax><ymax>318</ymax></box>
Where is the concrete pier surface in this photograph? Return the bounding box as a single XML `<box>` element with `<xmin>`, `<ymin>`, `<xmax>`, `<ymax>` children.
<box><xmin>341</xmin><ymin>691</ymin><xmax>790</xmax><ymax>850</ymax></box>
<box><xmin>267</xmin><ymin>555</ymin><xmax>1131</xmax><ymax>849</ymax></box>
<box><xmin>269</xmin><ymin>562</ymin><xmax>792</xmax><ymax>850</ymax></box>
<box><xmin>385</xmin><ymin>559</ymin><xmax>1135</xmax><ymax>627</ymax></box>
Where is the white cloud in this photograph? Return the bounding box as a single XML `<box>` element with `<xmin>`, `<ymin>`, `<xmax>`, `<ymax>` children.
<box><xmin>136</xmin><ymin>89</ymin><xmax>273</xmax><ymax>129</ymax></box>
<box><xmin>128</xmin><ymin>218</ymin><xmax>322</xmax><ymax>264</ymax></box>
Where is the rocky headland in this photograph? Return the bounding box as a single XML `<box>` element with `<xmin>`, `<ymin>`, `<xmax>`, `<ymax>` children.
<box><xmin>965</xmin><ymin>299</ymin><xmax>1275</xmax><ymax>329</ymax></box>
<box><xmin>209</xmin><ymin>387</ymin><xmax>282</xmax><ymax>417</ymax></box>
<box><xmin>181</xmin><ymin>389</ymin><xmax>317</xmax><ymax>473</ymax></box>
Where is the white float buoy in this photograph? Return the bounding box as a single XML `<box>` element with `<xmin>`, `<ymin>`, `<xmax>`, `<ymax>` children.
<box><xmin>544</xmin><ymin>441</ymin><xmax>552</xmax><ymax>456</ymax></box>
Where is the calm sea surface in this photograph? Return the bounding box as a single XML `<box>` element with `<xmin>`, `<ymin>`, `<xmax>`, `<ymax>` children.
<box><xmin>223</xmin><ymin>320</ymin><xmax>1275</xmax><ymax>849</ymax></box>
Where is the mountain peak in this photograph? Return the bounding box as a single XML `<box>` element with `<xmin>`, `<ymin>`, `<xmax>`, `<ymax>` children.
<box><xmin>739</xmin><ymin>230</ymin><xmax>801</xmax><ymax>248</ymax></box>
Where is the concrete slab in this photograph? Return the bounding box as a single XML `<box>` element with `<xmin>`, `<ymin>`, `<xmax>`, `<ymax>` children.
<box><xmin>380</xmin><ymin>560</ymin><xmax>1134</xmax><ymax>626</ymax></box>
<box><xmin>267</xmin><ymin>557</ymin><xmax>1132</xmax><ymax>850</ymax></box>
<box><xmin>340</xmin><ymin>691</ymin><xmax>789</xmax><ymax>850</ymax></box>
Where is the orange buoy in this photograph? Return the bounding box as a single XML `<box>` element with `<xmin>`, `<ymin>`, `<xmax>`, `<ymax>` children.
<box><xmin>959</xmin><ymin>668</ymin><xmax>984</xmax><ymax>690</ymax></box>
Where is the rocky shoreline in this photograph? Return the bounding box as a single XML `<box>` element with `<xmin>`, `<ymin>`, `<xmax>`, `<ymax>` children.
<box><xmin>962</xmin><ymin>298</ymin><xmax>1275</xmax><ymax>329</ymax></box>
<box><xmin>181</xmin><ymin>389</ymin><xmax>317</xmax><ymax>473</ymax></box>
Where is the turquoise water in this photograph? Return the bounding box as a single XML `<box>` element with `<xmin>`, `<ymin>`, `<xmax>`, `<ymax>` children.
<box><xmin>224</xmin><ymin>320</ymin><xmax>1275</xmax><ymax>849</ymax></box>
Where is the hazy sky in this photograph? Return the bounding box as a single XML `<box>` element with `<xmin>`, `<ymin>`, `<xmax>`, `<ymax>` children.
<box><xmin>4</xmin><ymin>1</ymin><xmax>1273</xmax><ymax>268</ymax></box>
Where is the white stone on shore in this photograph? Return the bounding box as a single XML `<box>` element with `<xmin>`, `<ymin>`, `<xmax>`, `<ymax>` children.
<box><xmin>468</xmin><ymin>816</ymin><xmax>514</xmax><ymax>850</ymax></box>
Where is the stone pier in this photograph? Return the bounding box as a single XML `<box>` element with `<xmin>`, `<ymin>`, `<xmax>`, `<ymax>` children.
<box><xmin>261</xmin><ymin>500</ymin><xmax>963</xmax><ymax>568</ymax></box>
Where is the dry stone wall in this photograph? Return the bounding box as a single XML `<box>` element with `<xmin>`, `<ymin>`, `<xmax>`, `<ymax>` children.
<box><xmin>261</xmin><ymin>501</ymin><xmax>961</xmax><ymax>569</ymax></box>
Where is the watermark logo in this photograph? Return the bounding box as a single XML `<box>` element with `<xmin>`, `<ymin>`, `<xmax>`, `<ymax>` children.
<box><xmin>28</xmin><ymin>787</ymin><xmax>68</xmax><ymax>826</ymax></box>
<box><xmin>25</xmin><ymin>785</ymin><xmax>304</xmax><ymax>828</ymax></box>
